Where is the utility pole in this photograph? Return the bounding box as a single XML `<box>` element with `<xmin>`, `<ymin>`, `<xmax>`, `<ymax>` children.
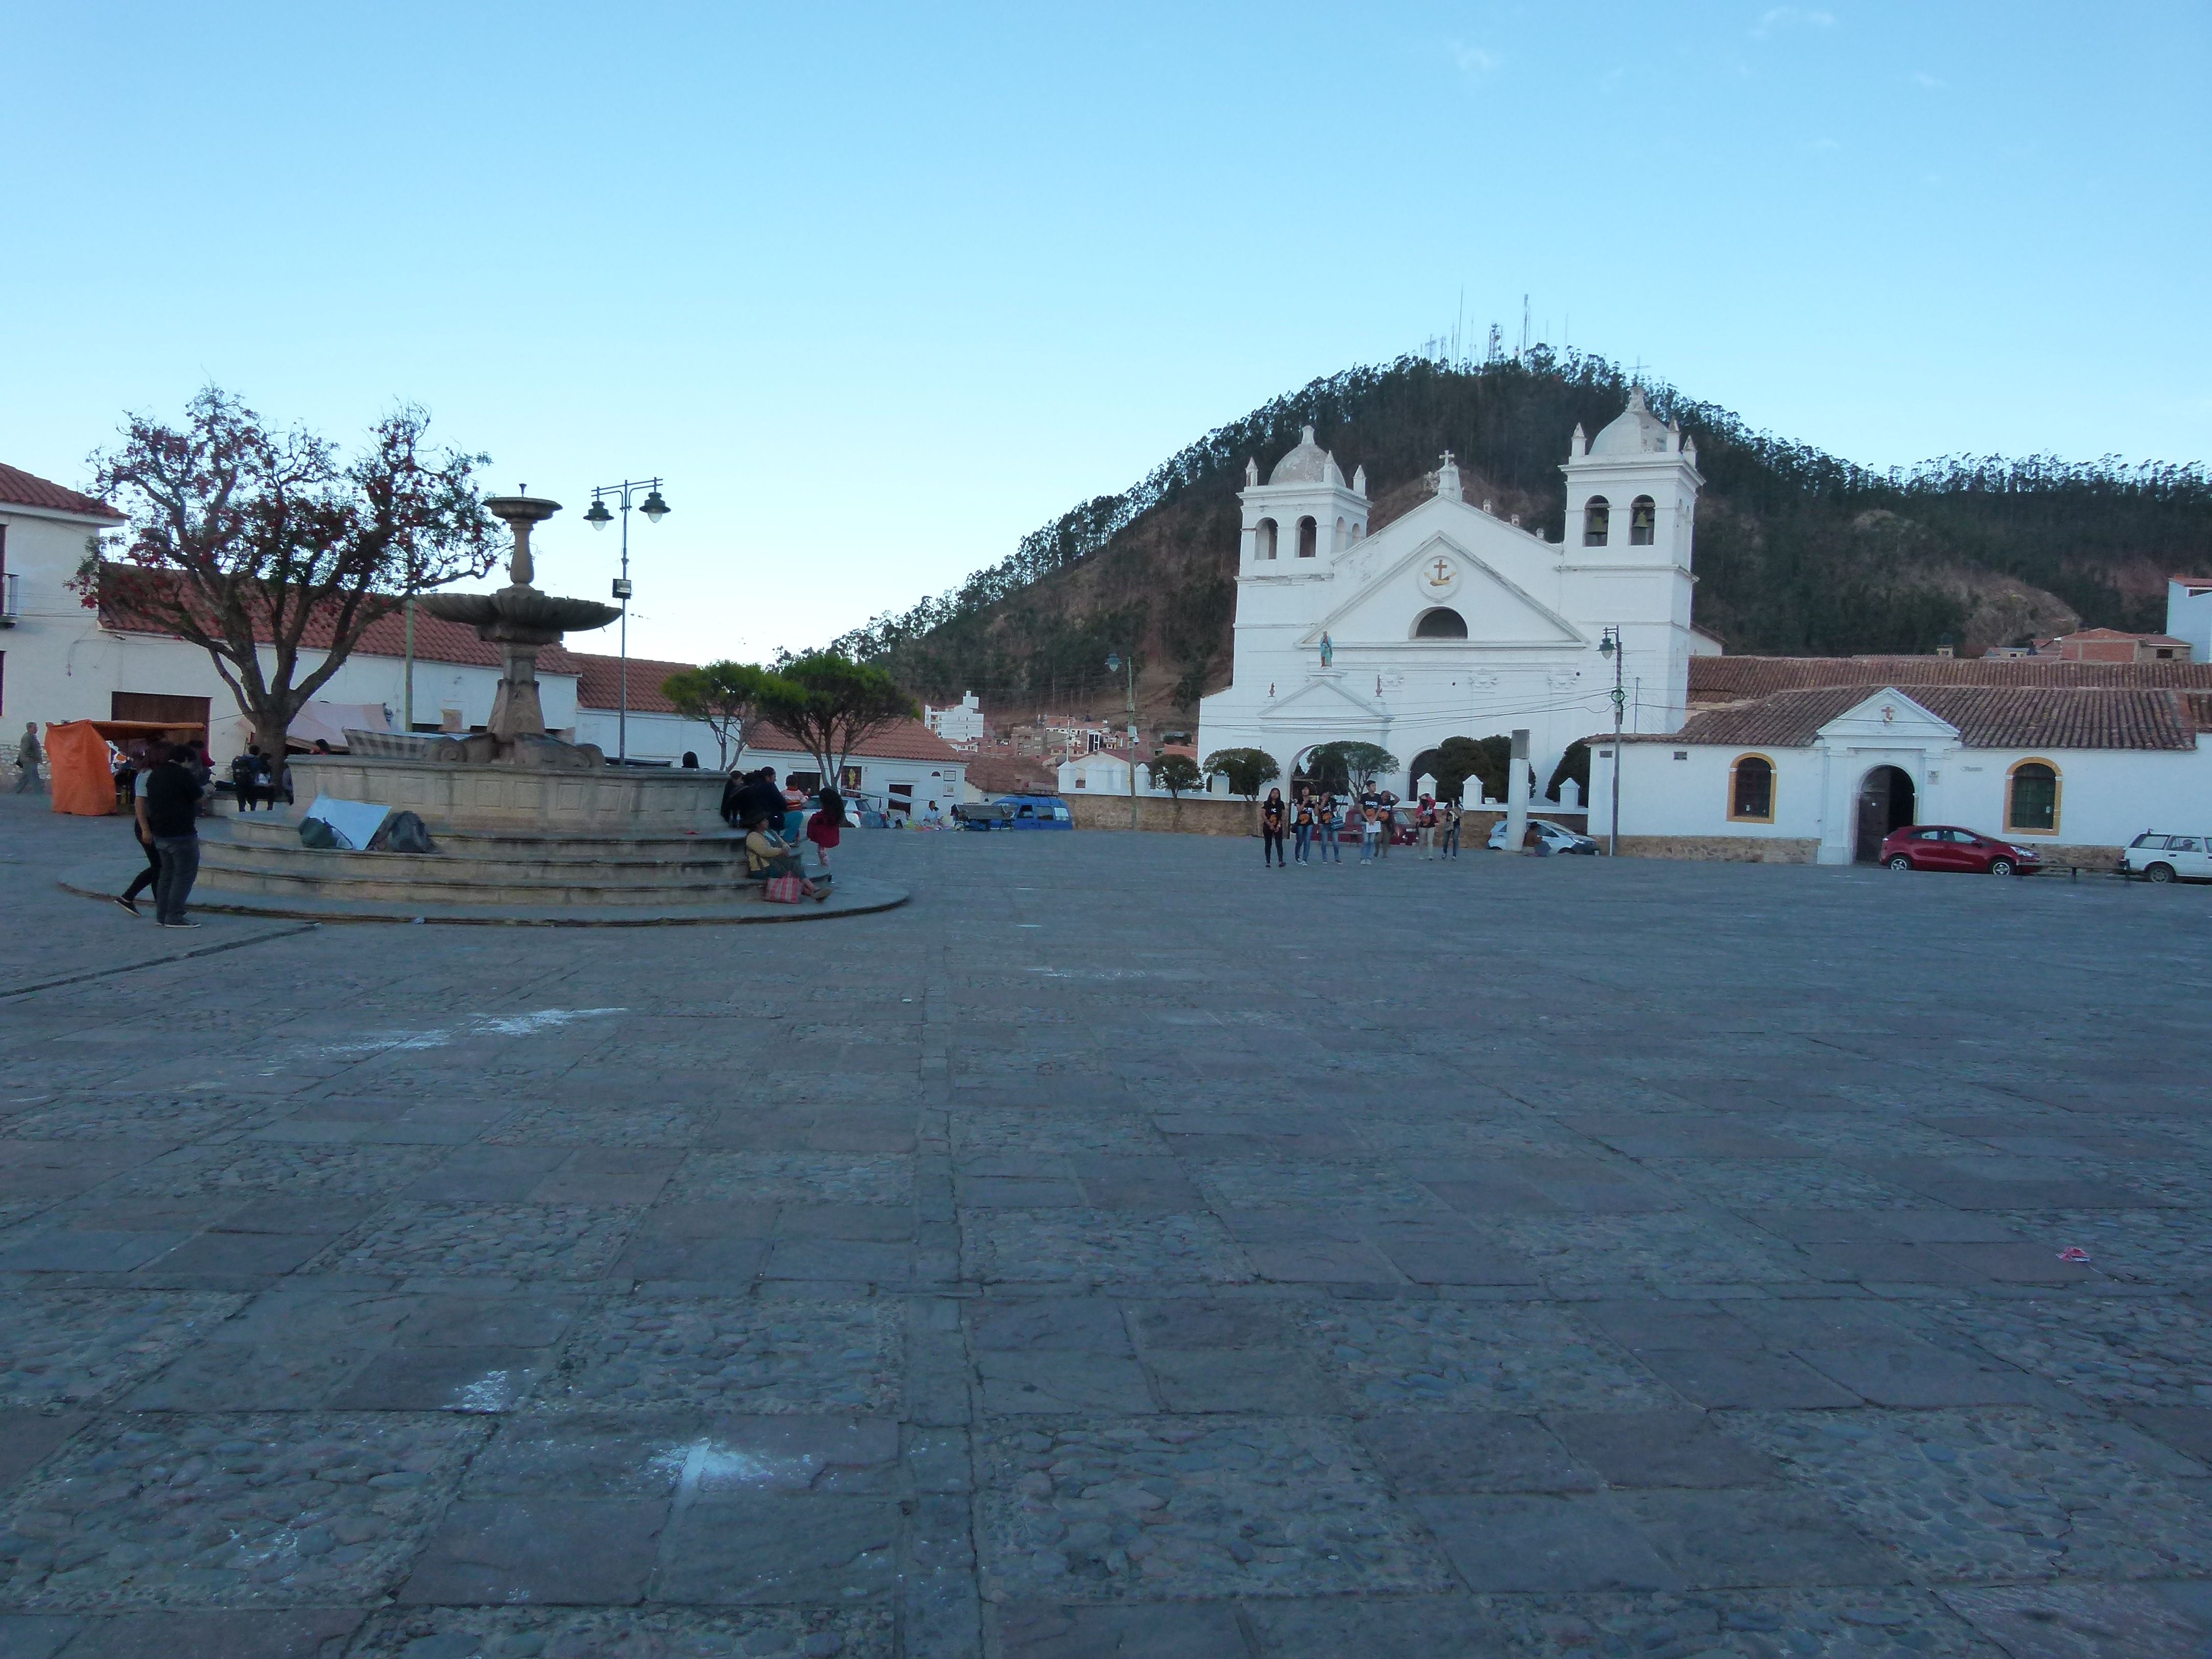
<box><xmin>1600</xmin><ymin>626</ymin><xmax>1625</xmax><ymax>855</ymax></box>
<box><xmin>1106</xmin><ymin>651</ymin><xmax>1137</xmax><ymax>831</ymax></box>
<box><xmin>402</xmin><ymin>594</ymin><xmax>415</xmax><ymax>731</ymax></box>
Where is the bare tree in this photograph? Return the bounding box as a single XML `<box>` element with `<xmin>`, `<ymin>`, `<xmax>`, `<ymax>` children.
<box><xmin>81</xmin><ymin>388</ymin><xmax>499</xmax><ymax>759</ymax></box>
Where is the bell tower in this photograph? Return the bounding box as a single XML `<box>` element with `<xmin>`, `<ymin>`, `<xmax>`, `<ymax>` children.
<box><xmin>1238</xmin><ymin>425</ymin><xmax>1370</xmax><ymax>576</ymax></box>
<box><xmin>1560</xmin><ymin>387</ymin><xmax>1701</xmax><ymax>569</ymax></box>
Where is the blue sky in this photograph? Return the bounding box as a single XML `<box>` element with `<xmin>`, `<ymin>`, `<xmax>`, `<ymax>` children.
<box><xmin>5</xmin><ymin>3</ymin><xmax>2205</xmax><ymax>668</ymax></box>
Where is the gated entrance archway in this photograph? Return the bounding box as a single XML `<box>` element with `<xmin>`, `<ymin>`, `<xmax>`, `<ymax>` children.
<box><xmin>1854</xmin><ymin>765</ymin><xmax>1916</xmax><ymax>862</ymax></box>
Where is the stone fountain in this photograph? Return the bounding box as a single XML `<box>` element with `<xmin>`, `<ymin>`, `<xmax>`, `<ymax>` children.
<box><xmin>126</xmin><ymin>494</ymin><xmax>910</xmax><ymax>924</ymax></box>
<box><xmin>414</xmin><ymin>495</ymin><xmax>622</xmax><ymax>769</ymax></box>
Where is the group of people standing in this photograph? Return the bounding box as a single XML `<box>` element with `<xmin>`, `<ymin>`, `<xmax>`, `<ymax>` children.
<box><xmin>1258</xmin><ymin>785</ymin><xmax>1465</xmax><ymax>867</ymax></box>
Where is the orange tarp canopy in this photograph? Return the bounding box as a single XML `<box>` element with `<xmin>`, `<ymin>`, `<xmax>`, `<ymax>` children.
<box><xmin>46</xmin><ymin>721</ymin><xmax>120</xmax><ymax>816</ymax></box>
<box><xmin>43</xmin><ymin>719</ymin><xmax>207</xmax><ymax>817</ymax></box>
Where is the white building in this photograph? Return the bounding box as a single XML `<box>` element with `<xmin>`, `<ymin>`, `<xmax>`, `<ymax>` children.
<box><xmin>924</xmin><ymin>691</ymin><xmax>986</xmax><ymax>750</ymax></box>
<box><xmin>1055</xmin><ymin>749</ymin><xmax>1224</xmax><ymax>799</ymax></box>
<box><xmin>1601</xmin><ymin>655</ymin><xmax>2212</xmax><ymax>863</ymax></box>
<box><xmin>739</xmin><ymin>719</ymin><xmax>967</xmax><ymax>817</ymax></box>
<box><xmin>1196</xmin><ymin>393</ymin><xmax>1700</xmax><ymax>799</ymax></box>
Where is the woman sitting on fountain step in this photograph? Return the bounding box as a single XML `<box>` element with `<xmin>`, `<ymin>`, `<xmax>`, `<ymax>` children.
<box><xmin>742</xmin><ymin>818</ymin><xmax>829</xmax><ymax>902</ymax></box>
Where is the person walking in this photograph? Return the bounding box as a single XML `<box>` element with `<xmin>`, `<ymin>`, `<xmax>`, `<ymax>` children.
<box><xmin>1292</xmin><ymin>798</ymin><xmax>1314</xmax><ymax>865</ymax></box>
<box><xmin>1442</xmin><ymin>800</ymin><xmax>1462</xmax><ymax>858</ymax></box>
<box><xmin>136</xmin><ymin>743</ymin><xmax>204</xmax><ymax>928</ymax></box>
<box><xmin>114</xmin><ymin>813</ymin><xmax>161</xmax><ymax>916</ymax></box>
<box><xmin>1359</xmin><ymin>802</ymin><xmax>1382</xmax><ymax>864</ymax></box>
<box><xmin>12</xmin><ymin>724</ymin><xmax>41</xmax><ymax>794</ymax></box>
<box><xmin>1417</xmin><ymin>797</ymin><xmax>1438</xmax><ymax>860</ymax></box>
<box><xmin>1260</xmin><ymin>788</ymin><xmax>1288</xmax><ymax>868</ymax></box>
<box><xmin>1314</xmin><ymin>792</ymin><xmax>1341</xmax><ymax>863</ymax></box>
<box><xmin>806</xmin><ymin>783</ymin><xmax>844</xmax><ymax>872</ymax></box>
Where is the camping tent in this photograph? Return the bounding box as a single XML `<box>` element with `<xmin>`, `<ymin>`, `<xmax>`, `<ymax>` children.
<box><xmin>211</xmin><ymin>701</ymin><xmax>394</xmax><ymax>760</ymax></box>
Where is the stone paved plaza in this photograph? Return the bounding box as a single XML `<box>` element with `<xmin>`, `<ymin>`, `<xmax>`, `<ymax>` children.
<box><xmin>2</xmin><ymin>795</ymin><xmax>2209</xmax><ymax>1658</ymax></box>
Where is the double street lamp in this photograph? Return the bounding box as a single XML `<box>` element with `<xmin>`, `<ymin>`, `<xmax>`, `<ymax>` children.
<box><xmin>581</xmin><ymin>478</ymin><xmax>670</xmax><ymax>763</ymax></box>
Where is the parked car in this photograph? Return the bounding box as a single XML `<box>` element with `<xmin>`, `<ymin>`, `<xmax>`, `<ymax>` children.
<box><xmin>954</xmin><ymin>794</ymin><xmax>1072</xmax><ymax>830</ymax></box>
<box><xmin>1487</xmin><ymin>817</ymin><xmax>1600</xmax><ymax>855</ymax></box>
<box><xmin>1879</xmin><ymin>824</ymin><xmax>2041</xmax><ymax>876</ymax></box>
<box><xmin>2119</xmin><ymin>832</ymin><xmax>2212</xmax><ymax>883</ymax></box>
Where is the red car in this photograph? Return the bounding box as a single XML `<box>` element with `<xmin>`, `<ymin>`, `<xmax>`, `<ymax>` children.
<box><xmin>1879</xmin><ymin>824</ymin><xmax>2041</xmax><ymax>877</ymax></box>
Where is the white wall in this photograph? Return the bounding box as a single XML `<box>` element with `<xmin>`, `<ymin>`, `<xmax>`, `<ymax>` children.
<box><xmin>573</xmin><ymin>706</ymin><xmax>725</xmax><ymax>766</ymax></box>
<box><xmin>1610</xmin><ymin>735</ymin><xmax>2212</xmax><ymax>856</ymax></box>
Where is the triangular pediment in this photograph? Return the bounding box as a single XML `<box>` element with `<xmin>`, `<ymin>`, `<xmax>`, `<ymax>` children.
<box><xmin>1818</xmin><ymin>688</ymin><xmax>1959</xmax><ymax>743</ymax></box>
<box><xmin>1304</xmin><ymin>528</ymin><xmax>1583</xmax><ymax>647</ymax></box>
<box><xmin>1262</xmin><ymin>675</ymin><xmax>1386</xmax><ymax>720</ymax></box>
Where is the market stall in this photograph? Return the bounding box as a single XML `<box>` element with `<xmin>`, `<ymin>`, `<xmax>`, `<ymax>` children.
<box><xmin>44</xmin><ymin>718</ymin><xmax>208</xmax><ymax>817</ymax></box>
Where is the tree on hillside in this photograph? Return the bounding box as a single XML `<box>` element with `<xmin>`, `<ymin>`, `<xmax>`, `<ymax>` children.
<box><xmin>1306</xmin><ymin>741</ymin><xmax>1397</xmax><ymax>792</ymax></box>
<box><xmin>1148</xmin><ymin>751</ymin><xmax>1202</xmax><ymax>830</ymax></box>
<box><xmin>1203</xmin><ymin>747</ymin><xmax>1279</xmax><ymax>831</ymax></box>
<box><xmin>662</xmin><ymin>661</ymin><xmax>776</xmax><ymax>771</ymax></box>
<box><xmin>82</xmin><ymin>388</ymin><xmax>498</xmax><ymax>759</ymax></box>
<box><xmin>753</xmin><ymin>652</ymin><xmax>919</xmax><ymax>784</ymax></box>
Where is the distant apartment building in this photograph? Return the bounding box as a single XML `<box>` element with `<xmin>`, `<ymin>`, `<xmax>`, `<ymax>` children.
<box><xmin>924</xmin><ymin>690</ymin><xmax>986</xmax><ymax>750</ymax></box>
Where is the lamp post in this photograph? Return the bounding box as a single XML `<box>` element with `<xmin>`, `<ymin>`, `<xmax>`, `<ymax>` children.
<box><xmin>1105</xmin><ymin>651</ymin><xmax>1138</xmax><ymax>831</ymax></box>
<box><xmin>582</xmin><ymin>478</ymin><xmax>671</xmax><ymax>764</ymax></box>
<box><xmin>1599</xmin><ymin>626</ymin><xmax>1624</xmax><ymax>856</ymax></box>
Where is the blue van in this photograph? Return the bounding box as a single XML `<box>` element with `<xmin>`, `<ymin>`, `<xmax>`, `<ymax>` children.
<box><xmin>954</xmin><ymin>794</ymin><xmax>1073</xmax><ymax>831</ymax></box>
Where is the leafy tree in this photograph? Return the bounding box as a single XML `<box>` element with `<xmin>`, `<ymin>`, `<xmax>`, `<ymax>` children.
<box><xmin>1147</xmin><ymin>751</ymin><xmax>1202</xmax><ymax>829</ymax></box>
<box><xmin>1443</xmin><ymin>736</ymin><xmax>1538</xmax><ymax>804</ymax></box>
<box><xmin>1204</xmin><ymin>747</ymin><xmax>1278</xmax><ymax>800</ymax></box>
<box><xmin>1203</xmin><ymin>746</ymin><xmax>1280</xmax><ymax>832</ymax></box>
<box><xmin>753</xmin><ymin>652</ymin><xmax>919</xmax><ymax>783</ymax></box>
<box><xmin>1431</xmin><ymin>736</ymin><xmax>1490</xmax><ymax>804</ymax></box>
<box><xmin>82</xmin><ymin>387</ymin><xmax>498</xmax><ymax>759</ymax></box>
<box><xmin>662</xmin><ymin>661</ymin><xmax>775</xmax><ymax>771</ymax></box>
<box><xmin>1306</xmin><ymin>740</ymin><xmax>1397</xmax><ymax>791</ymax></box>
<box><xmin>1545</xmin><ymin>740</ymin><xmax>1591</xmax><ymax>804</ymax></box>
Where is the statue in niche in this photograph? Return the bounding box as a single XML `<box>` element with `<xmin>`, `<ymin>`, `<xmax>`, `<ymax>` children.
<box><xmin>1319</xmin><ymin>632</ymin><xmax>1333</xmax><ymax>668</ymax></box>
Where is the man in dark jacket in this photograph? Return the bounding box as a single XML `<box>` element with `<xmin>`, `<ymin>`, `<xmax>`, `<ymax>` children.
<box><xmin>136</xmin><ymin>744</ymin><xmax>204</xmax><ymax>927</ymax></box>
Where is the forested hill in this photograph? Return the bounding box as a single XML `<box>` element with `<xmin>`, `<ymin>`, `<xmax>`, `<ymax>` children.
<box><xmin>831</xmin><ymin>352</ymin><xmax>2212</xmax><ymax>720</ymax></box>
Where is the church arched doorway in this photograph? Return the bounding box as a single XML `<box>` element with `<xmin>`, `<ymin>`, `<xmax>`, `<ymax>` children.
<box><xmin>1854</xmin><ymin>765</ymin><xmax>1916</xmax><ymax>862</ymax></box>
<box><xmin>1407</xmin><ymin>748</ymin><xmax>1444</xmax><ymax>799</ymax></box>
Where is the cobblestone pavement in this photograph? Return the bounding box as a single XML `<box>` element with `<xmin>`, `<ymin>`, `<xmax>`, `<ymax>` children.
<box><xmin>2</xmin><ymin>794</ymin><xmax>2209</xmax><ymax>1657</ymax></box>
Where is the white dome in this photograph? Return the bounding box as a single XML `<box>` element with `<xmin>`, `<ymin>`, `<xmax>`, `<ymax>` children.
<box><xmin>1268</xmin><ymin>425</ymin><xmax>1345</xmax><ymax>486</ymax></box>
<box><xmin>1588</xmin><ymin>387</ymin><xmax>1673</xmax><ymax>456</ymax></box>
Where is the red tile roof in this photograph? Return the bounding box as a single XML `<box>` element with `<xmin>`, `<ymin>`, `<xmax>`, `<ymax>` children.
<box><xmin>0</xmin><ymin>463</ymin><xmax>121</xmax><ymax>521</ymax></box>
<box><xmin>743</xmin><ymin>717</ymin><xmax>964</xmax><ymax>763</ymax></box>
<box><xmin>95</xmin><ymin>563</ymin><xmax>584</xmax><ymax>673</ymax></box>
<box><xmin>568</xmin><ymin>651</ymin><xmax>698</xmax><ymax>714</ymax></box>
<box><xmin>1690</xmin><ymin>654</ymin><xmax>2212</xmax><ymax>699</ymax></box>
<box><xmin>1624</xmin><ymin>685</ymin><xmax>2199</xmax><ymax>752</ymax></box>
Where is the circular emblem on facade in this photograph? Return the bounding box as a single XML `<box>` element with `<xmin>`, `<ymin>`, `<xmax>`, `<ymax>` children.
<box><xmin>1418</xmin><ymin>554</ymin><xmax>1461</xmax><ymax>598</ymax></box>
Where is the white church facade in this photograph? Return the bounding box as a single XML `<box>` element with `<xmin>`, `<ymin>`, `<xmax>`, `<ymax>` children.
<box><xmin>1196</xmin><ymin>391</ymin><xmax>1705</xmax><ymax>800</ymax></box>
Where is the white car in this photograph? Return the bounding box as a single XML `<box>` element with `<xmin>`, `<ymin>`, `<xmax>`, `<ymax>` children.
<box><xmin>2120</xmin><ymin>832</ymin><xmax>2212</xmax><ymax>883</ymax></box>
<box><xmin>1487</xmin><ymin>817</ymin><xmax>1600</xmax><ymax>855</ymax></box>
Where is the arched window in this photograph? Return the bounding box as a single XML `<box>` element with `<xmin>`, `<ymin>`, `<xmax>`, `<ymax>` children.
<box><xmin>1629</xmin><ymin>496</ymin><xmax>1656</xmax><ymax>545</ymax></box>
<box><xmin>2006</xmin><ymin>759</ymin><xmax>2060</xmax><ymax>833</ymax></box>
<box><xmin>1353</xmin><ymin>520</ymin><xmax>1364</xmax><ymax>539</ymax></box>
<box><xmin>1728</xmin><ymin>753</ymin><xmax>1775</xmax><ymax>822</ymax></box>
<box><xmin>1583</xmin><ymin>496</ymin><xmax>1610</xmax><ymax>546</ymax></box>
<box><xmin>1333</xmin><ymin>516</ymin><xmax>1346</xmax><ymax>551</ymax></box>
<box><xmin>1296</xmin><ymin>517</ymin><xmax>1317</xmax><ymax>558</ymax></box>
<box><xmin>1254</xmin><ymin>518</ymin><xmax>1277</xmax><ymax>560</ymax></box>
<box><xmin>1413</xmin><ymin>607</ymin><xmax>1468</xmax><ymax>639</ymax></box>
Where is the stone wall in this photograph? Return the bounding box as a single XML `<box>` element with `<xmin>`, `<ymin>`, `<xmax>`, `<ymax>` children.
<box><xmin>1613</xmin><ymin>836</ymin><xmax>1822</xmax><ymax>863</ymax></box>
<box><xmin>1065</xmin><ymin>795</ymin><xmax>1254</xmax><ymax>836</ymax></box>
